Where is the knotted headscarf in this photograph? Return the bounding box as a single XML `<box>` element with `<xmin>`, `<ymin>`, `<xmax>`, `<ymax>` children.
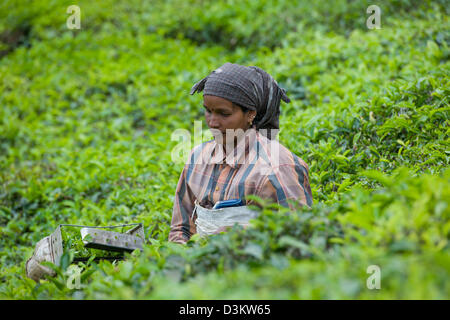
<box><xmin>190</xmin><ymin>62</ymin><xmax>290</xmax><ymax>139</ymax></box>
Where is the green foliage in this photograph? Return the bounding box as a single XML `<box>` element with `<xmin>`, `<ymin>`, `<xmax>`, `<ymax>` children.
<box><xmin>0</xmin><ymin>0</ymin><xmax>448</xmax><ymax>299</ymax></box>
<box><xmin>61</xmin><ymin>226</ymin><xmax>125</xmax><ymax>259</ymax></box>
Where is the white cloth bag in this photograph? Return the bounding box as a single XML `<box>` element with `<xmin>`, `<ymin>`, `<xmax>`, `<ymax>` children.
<box><xmin>26</xmin><ymin>236</ymin><xmax>57</xmax><ymax>282</ymax></box>
<box><xmin>193</xmin><ymin>200</ymin><xmax>259</xmax><ymax>237</ymax></box>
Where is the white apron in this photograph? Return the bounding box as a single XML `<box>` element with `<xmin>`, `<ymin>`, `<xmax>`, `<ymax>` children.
<box><xmin>192</xmin><ymin>199</ymin><xmax>259</xmax><ymax>237</ymax></box>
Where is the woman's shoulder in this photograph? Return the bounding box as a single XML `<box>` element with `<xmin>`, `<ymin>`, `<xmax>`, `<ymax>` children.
<box><xmin>185</xmin><ymin>139</ymin><xmax>215</xmax><ymax>165</ymax></box>
<box><xmin>255</xmin><ymin>131</ymin><xmax>309</xmax><ymax>171</ymax></box>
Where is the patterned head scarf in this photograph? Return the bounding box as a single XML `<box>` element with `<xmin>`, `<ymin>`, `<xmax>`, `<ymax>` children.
<box><xmin>190</xmin><ymin>62</ymin><xmax>290</xmax><ymax>139</ymax></box>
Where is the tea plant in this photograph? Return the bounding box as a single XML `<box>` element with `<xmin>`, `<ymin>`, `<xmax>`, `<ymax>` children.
<box><xmin>0</xmin><ymin>0</ymin><xmax>448</xmax><ymax>299</ymax></box>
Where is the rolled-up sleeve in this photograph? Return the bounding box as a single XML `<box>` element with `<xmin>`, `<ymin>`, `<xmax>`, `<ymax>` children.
<box><xmin>168</xmin><ymin>165</ymin><xmax>197</xmax><ymax>244</ymax></box>
<box><xmin>257</xmin><ymin>159</ymin><xmax>313</xmax><ymax>210</ymax></box>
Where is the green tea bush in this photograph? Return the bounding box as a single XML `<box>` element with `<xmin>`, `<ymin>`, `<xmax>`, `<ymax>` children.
<box><xmin>0</xmin><ymin>0</ymin><xmax>448</xmax><ymax>299</ymax></box>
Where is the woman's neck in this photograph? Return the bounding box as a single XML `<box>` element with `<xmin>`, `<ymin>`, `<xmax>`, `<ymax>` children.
<box><xmin>221</xmin><ymin>127</ymin><xmax>255</xmax><ymax>155</ymax></box>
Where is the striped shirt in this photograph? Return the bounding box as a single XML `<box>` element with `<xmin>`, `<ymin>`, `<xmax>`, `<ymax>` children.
<box><xmin>169</xmin><ymin>128</ymin><xmax>313</xmax><ymax>244</ymax></box>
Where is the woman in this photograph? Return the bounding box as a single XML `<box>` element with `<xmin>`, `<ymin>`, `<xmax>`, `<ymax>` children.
<box><xmin>169</xmin><ymin>62</ymin><xmax>313</xmax><ymax>244</ymax></box>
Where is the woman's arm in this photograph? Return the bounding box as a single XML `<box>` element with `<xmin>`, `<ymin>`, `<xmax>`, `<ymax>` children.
<box><xmin>168</xmin><ymin>165</ymin><xmax>197</xmax><ymax>244</ymax></box>
<box><xmin>257</xmin><ymin>159</ymin><xmax>313</xmax><ymax>210</ymax></box>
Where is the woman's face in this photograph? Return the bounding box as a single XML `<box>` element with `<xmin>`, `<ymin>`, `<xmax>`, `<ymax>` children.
<box><xmin>203</xmin><ymin>95</ymin><xmax>256</xmax><ymax>145</ymax></box>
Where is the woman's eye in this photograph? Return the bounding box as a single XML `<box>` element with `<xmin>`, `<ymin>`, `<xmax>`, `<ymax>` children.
<box><xmin>204</xmin><ymin>106</ymin><xmax>230</xmax><ymax>117</ymax></box>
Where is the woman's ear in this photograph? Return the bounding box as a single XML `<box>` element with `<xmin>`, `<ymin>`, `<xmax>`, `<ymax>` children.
<box><xmin>248</xmin><ymin>110</ymin><xmax>257</xmax><ymax>126</ymax></box>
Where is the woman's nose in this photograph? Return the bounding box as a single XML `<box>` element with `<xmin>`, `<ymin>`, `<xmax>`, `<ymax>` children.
<box><xmin>207</xmin><ymin>114</ymin><xmax>220</xmax><ymax>129</ymax></box>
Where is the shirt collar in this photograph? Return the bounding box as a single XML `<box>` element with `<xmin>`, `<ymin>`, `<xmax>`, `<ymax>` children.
<box><xmin>207</xmin><ymin>128</ymin><xmax>257</xmax><ymax>168</ymax></box>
